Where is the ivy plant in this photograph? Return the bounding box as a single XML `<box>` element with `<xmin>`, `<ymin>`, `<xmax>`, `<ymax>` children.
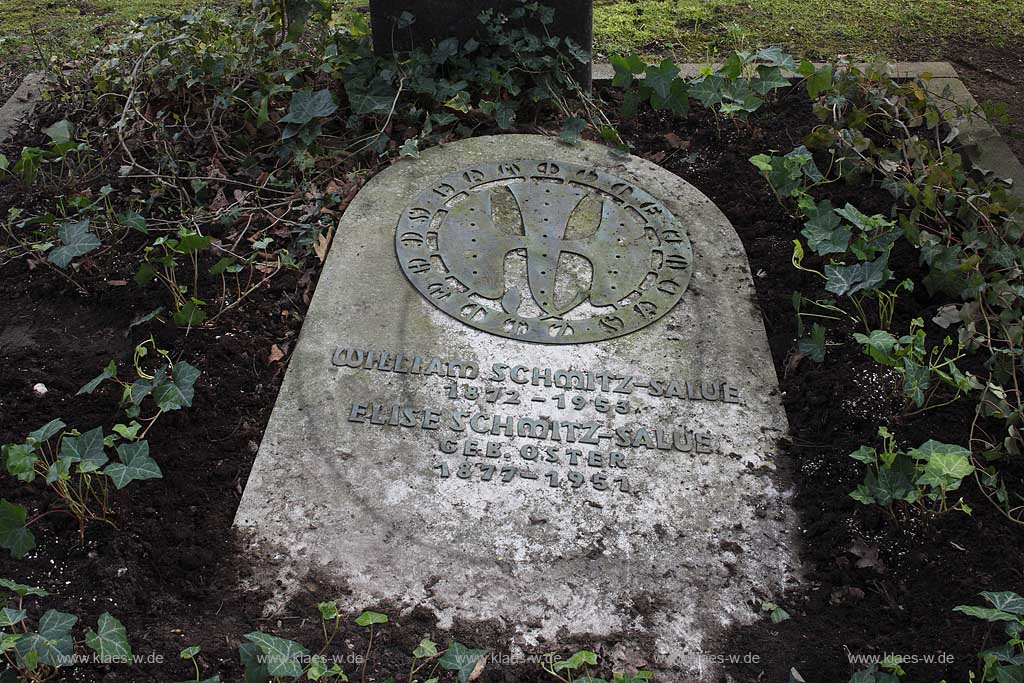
<box><xmin>849</xmin><ymin>427</ymin><xmax>975</xmax><ymax>517</ymax></box>
<box><xmin>854</xmin><ymin>318</ymin><xmax>978</xmax><ymax>411</ymax></box>
<box><xmin>543</xmin><ymin>649</ymin><xmax>653</xmax><ymax>683</ymax></box>
<box><xmin>0</xmin><ymin>418</ymin><xmax>162</xmax><ymax>558</ymax></box>
<box><xmin>954</xmin><ymin>591</ymin><xmax>1024</xmax><ymax>682</ymax></box>
<box><xmin>0</xmin><ymin>579</ymin><xmax>131</xmax><ymax>682</ymax></box>
<box><xmin>78</xmin><ymin>338</ymin><xmax>201</xmax><ymax>422</ymax></box>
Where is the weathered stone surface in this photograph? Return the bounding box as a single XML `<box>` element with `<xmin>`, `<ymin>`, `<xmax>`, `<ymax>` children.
<box><xmin>0</xmin><ymin>72</ymin><xmax>45</xmax><ymax>143</ymax></box>
<box><xmin>368</xmin><ymin>0</ymin><xmax>592</xmax><ymax>86</ymax></box>
<box><xmin>235</xmin><ymin>134</ymin><xmax>799</xmax><ymax>678</ymax></box>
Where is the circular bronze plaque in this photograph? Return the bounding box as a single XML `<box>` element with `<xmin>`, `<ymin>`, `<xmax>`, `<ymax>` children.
<box><xmin>395</xmin><ymin>160</ymin><xmax>693</xmax><ymax>344</ymax></box>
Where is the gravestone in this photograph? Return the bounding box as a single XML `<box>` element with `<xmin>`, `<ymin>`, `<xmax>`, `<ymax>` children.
<box><xmin>368</xmin><ymin>0</ymin><xmax>593</xmax><ymax>88</ymax></box>
<box><xmin>235</xmin><ymin>135</ymin><xmax>799</xmax><ymax>678</ymax></box>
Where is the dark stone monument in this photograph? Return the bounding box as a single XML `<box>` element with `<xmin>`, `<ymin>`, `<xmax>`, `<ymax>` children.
<box><xmin>368</xmin><ymin>0</ymin><xmax>593</xmax><ymax>87</ymax></box>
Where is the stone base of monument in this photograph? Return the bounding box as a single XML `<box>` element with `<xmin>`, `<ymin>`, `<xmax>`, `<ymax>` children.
<box><xmin>235</xmin><ymin>135</ymin><xmax>800</xmax><ymax>678</ymax></box>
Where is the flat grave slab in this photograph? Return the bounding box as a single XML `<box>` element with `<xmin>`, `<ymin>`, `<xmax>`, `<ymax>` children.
<box><xmin>236</xmin><ymin>134</ymin><xmax>799</xmax><ymax>677</ymax></box>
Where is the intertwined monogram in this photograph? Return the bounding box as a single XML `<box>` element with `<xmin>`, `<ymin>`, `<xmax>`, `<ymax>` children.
<box><xmin>396</xmin><ymin>160</ymin><xmax>693</xmax><ymax>344</ymax></box>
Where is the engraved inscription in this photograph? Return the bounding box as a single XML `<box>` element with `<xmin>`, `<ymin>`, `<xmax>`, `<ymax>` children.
<box><xmin>332</xmin><ymin>345</ymin><xmax>747</xmax><ymax>496</ymax></box>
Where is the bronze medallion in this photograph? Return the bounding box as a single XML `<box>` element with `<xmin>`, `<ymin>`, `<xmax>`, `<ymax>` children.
<box><xmin>396</xmin><ymin>160</ymin><xmax>693</xmax><ymax>344</ymax></box>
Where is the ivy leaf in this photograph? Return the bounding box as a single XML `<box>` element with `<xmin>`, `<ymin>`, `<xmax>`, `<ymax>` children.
<box><xmin>113</xmin><ymin>422</ymin><xmax>143</xmax><ymax>441</ymax></box>
<box><xmin>174</xmin><ymin>231</ymin><xmax>211</xmax><ymax>255</ymax></box>
<box><xmin>689</xmin><ymin>75</ymin><xmax>724</xmax><ymax>108</ymax></box>
<box><xmin>60</xmin><ymin>426</ymin><xmax>107</xmax><ymax>472</ymax></box>
<box><xmin>805</xmin><ymin>64</ymin><xmax>834</xmax><ymax>98</ymax></box>
<box><xmin>848</xmin><ymin>446</ymin><xmax>877</xmax><ymax>464</ymax></box>
<box><xmin>835</xmin><ymin>203</ymin><xmax>892</xmax><ymax>233</ymax></box>
<box><xmin>151</xmin><ymin>361</ymin><xmax>201</xmax><ymax>412</ymax></box>
<box><xmin>49</xmin><ymin>220</ymin><xmax>101</xmax><ymax>269</ymax></box>
<box><xmin>0</xmin><ymin>607</ymin><xmax>26</xmax><ymax>627</ymax></box>
<box><xmin>752</xmin><ymin>65</ymin><xmax>791</xmax><ymax>95</ymax></box>
<box><xmin>118</xmin><ymin>210</ymin><xmax>148</xmax><ymax>234</ymax></box>
<box><xmin>621</xmin><ymin>89</ymin><xmax>643</xmax><ymax>119</ymax></box>
<box><xmin>209</xmin><ymin>257</ymin><xmax>237</xmax><ymax>276</ymax></box>
<box><xmin>954</xmin><ymin>605</ymin><xmax>1020</xmax><ymax>623</ymax></box>
<box><xmin>355</xmin><ymin>611</ymin><xmax>388</xmax><ymax>626</ymax></box>
<box><xmin>239</xmin><ymin>641</ymin><xmax>272</xmax><ymax>683</ymax></box>
<box><xmin>982</xmin><ymin>592</ymin><xmax>1024</xmax><ymax>616</ymax></box>
<box><xmin>28</xmin><ymin>419</ymin><xmax>66</xmax><ymax>444</ymax></box>
<box><xmin>4</xmin><ymin>443</ymin><xmax>38</xmax><ymax>482</ymax></box>
<box><xmin>78</xmin><ymin>360</ymin><xmax>118</xmax><ymax>395</ymax></box>
<box><xmin>853</xmin><ymin>330</ymin><xmax>898</xmax><ymax>365</ymax></box>
<box><xmin>43</xmin><ymin>119</ymin><xmax>74</xmax><ymax>144</ymax></box>
<box><xmin>85</xmin><ymin>613</ymin><xmax>132</xmax><ymax>662</ymax></box>
<box><xmin>444</xmin><ymin>92</ymin><xmax>471</xmax><ymax>113</ymax></box>
<box><xmin>134</xmin><ymin>262</ymin><xmax>157</xmax><ymax>286</ymax></box>
<box><xmin>46</xmin><ymin>457</ymin><xmax>74</xmax><ymax>484</ymax></box>
<box><xmin>749</xmin><ymin>154</ymin><xmax>773</xmax><ymax>173</ymax></box>
<box><xmin>917</xmin><ymin>452</ymin><xmax>974</xmax><ymax>490</ymax></box>
<box><xmin>559</xmin><ymin>117</ymin><xmax>588</xmax><ymax>146</ymax></box>
<box><xmin>439</xmin><ymin>642</ymin><xmax>488</xmax><ymax>683</ymax></box>
<box><xmin>801</xmin><ymin>201</ymin><xmax>850</xmax><ymax>255</ymax></box>
<box><xmin>786</xmin><ymin>145</ymin><xmax>824</xmax><ymax>182</ymax></box>
<box><xmin>553</xmin><ymin>650</ymin><xmax>597</xmax><ymax>672</ymax></box>
<box><xmin>15</xmin><ymin>631</ymin><xmax>74</xmax><ymax>668</ymax></box>
<box><xmin>317</xmin><ymin>601</ymin><xmax>339</xmax><ymax>621</ymax></box>
<box><xmin>346</xmin><ymin>81</ymin><xmax>396</xmax><ymax>116</ymax></box>
<box><xmin>870</xmin><ymin>464</ymin><xmax>916</xmax><ymax>506</ymax></box>
<box><xmin>127</xmin><ymin>366</ymin><xmax>162</xmax><ymax>407</ymax></box>
<box><xmin>798</xmin><ymin>323</ymin><xmax>826</xmax><ymax>362</ymax></box>
<box><xmin>173</xmin><ymin>299</ymin><xmax>207</xmax><ymax>328</ymax></box>
<box><xmin>643</xmin><ymin>59</ymin><xmax>680</xmax><ymax>101</ymax></box>
<box><xmin>279</xmin><ymin>89</ymin><xmax>338</xmax><ymax>125</ymax></box>
<box><xmin>754</xmin><ymin>47</ymin><xmax>797</xmax><ymax>71</ymax></box>
<box><xmin>397</xmin><ymin>10</ymin><xmax>415</xmax><ymax>29</ymax></box>
<box><xmin>493</xmin><ymin>101</ymin><xmax>516</xmax><ymax>130</ymax></box>
<box><xmin>39</xmin><ymin>609</ymin><xmax>77</xmax><ymax>637</ymax></box>
<box><xmin>430</xmin><ymin>37</ymin><xmax>459</xmax><ymax>64</ymax></box>
<box><xmin>902</xmin><ymin>358</ymin><xmax>930</xmax><ymax>408</ymax></box>
<box><xmin>913</xmin><ymin>441</ymin><xmax>974</xmax><ymax>489</ymax></box>
<box><xmin>413</xmin><ymin>638</ymin><xmax>439</xmax><ymax>659</ymax></box>
<box><xmin>104</xmin><ymin>440</ymin><xmax>162</xmax><ymax>489</ymax></box>
<box><xmin>859</xmin><ymin>255</ymin><xmax>892</xmax><ymax>292</ymax></box>
<box><xmin>824</xmin><ymin>258</ymin><xmax>890</xmax><ymax>298</ymax></box>
<box><xmin>609</xmin><ymin>53</ymin><xmax>645</xmax><ymax>88</ymax></box>
<box><xmin>399</xmin><ymin>138</ymin><xmax>420</xmax><ymax>159</ymax></box>
<box><xmin>661</xmin><ymin>78</ymin><xmax>690</xmax><ymax>116</ymax></box>
<box><xmin>0</xmin><ymin>499</ymin><xmax>35</xmax><ymax>559</ymax></box>
<box><xmin>244</xmin><ymin>632</ymin><xmax>309</xmax><ymax>678</ymax></box>
<box><xmin>0</xmin><ymin>578</ymin><xmax>48</xmax><ymax>597</ymax></box>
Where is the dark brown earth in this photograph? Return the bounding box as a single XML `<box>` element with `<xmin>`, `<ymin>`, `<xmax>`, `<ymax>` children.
<box><xmin>1</xmin><ymin>79</ymin><xmax>1023</xmax><ymax>683</ymax></box>
<box><xmin>616</xmin><ymin>92</ymin><xmax>1024</xmax><ymax>683</ymax></box>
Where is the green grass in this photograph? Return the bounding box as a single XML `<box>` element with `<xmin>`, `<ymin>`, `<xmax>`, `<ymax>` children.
<box><xmin>592</xmin><ymin>0</ymin><xmax>1024</xmax><ymax>59</ymax></box>
<box><xmin>0</xmin><ymin>0</ymin><xmax>197</xmax><ymax>88</ymax></box>
<box><xmin>1</xmin><ymin>0</ymin><xmax>1022</xmax><ymax>87</ymax></box>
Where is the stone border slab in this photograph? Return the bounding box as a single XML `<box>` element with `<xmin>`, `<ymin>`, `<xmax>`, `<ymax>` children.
<box><xmin>593</xmin><ymin>60</ymin><xmax>960</xmax><ymax>82</ymax></box>
<box><xmin>593</xmin><ymin>60</ymin><xmax>1024</xmax><ymax>199</ymax></box>
<box><xmin>0</xmin><ymin>72</ymin><xmax>45</xmax><ymax>143</ymax></box>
